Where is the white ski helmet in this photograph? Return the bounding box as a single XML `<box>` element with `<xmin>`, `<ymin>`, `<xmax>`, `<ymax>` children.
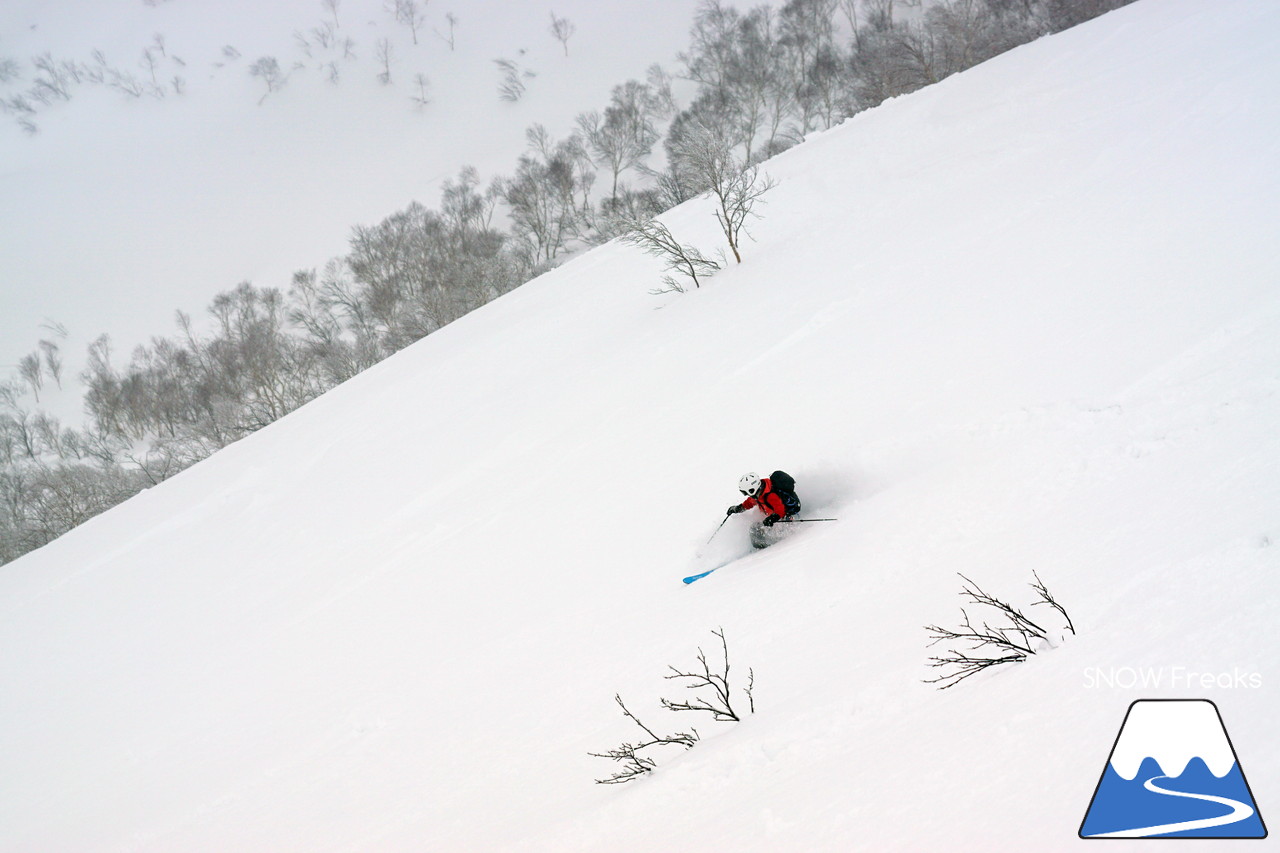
<box><xmin>739</xmin><ymin>472</ymin><xmax>762</xmax><ymax>497</ymax></box>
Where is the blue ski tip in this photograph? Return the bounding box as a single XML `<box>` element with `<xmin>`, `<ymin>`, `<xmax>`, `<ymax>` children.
<box><xmin>683</xmin><ymin>569</ymin><xmax>717</xmax><ymax>584</ymax></box>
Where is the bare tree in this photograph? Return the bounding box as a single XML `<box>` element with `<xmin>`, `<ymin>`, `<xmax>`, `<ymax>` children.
<box><xmin>731</xmin><ymin>6</ymin><xmax>788</xmax><ymax>161</ymax></box>
<box><xmin>645</xmin><ymin>64</ymin><xmax>678</xmax><ymax>120</ymax></box>
<box><xmin>590</xmin><ymin>186</ymin><xmax>663</xmax><ymax>243</ymax></box>
<box><xmin>924</xmin><ymin>572</ymin><xmax>1075</xmax><ymax>689</ymax></box>
<box><xmin>549</xmin><ymin>12</ymin><xmax>576</xmax><ymax>56</ymax></box>
<box><xmin>140</xmin><ymin>47</ymin><xmax>161</xmax><ymax>87</ymax></box>
<box><xmin>678</xmin><ymin>2</ymin><xmax>790</xmax><ymax>161</ymax></box>
<box><xmin>38</xmin><ymin>322</ymin><xmax>67</xmax><ymax>390</ymax></box>
<box><xmin>838</xmin><ymin>0</ymin><xmax>860</xmax><ymax>39</ymax></box>
<box><xmin>411</xmin><ymin>73</ymin><xmax>430</xmax><ymax>108</ymax></box>
<box><xmin>589</xmin><ymin>628</ymin><xmax>755</xmax><ymax>784</ymax></box>
<box><xmin>38</xmin><ymin>341</ymin><xmax>63</xmax><ymax>390</ymax></box>
<box><xmin>1</xmin><ymin>406</ymin><xmax>39</xmax><ymax>460</ymax></box>
<box><xmin>680</xmin><ymin>0</ymin><xmax>740</xmax><ymax>91</ymax></box>
<box><xmin>30</xmin><ymin>53</ymin><xmax>73</xmax><ymax>103</ymax></box>
<box><xmin>1043</xmin><ymin>0</ymin><xmax>1133</xmax><ymax>30</ymax></box>
<box><xmin>323</xmin><ymin>0</ymin><xmax>341</xmax><ymax>28</ymax></box>
<box><xmin>576</xmin><ymin>80</ymin><xmax>662</xmax><ymax>202</ymax></box>
<box><xmin>375</xmin><ymin>38</ymin><xmax>394</xmax><ymax>85</ymax></box>
<box><xmin>589</xmin><ymin>695</ymin><xmax>699</xmax><ymax>784</ymax></box>
<box><xmin>296</xmin><ymin>22</ymin><xmax>338</xmax><ymax>58</ymax></box>
<box><xmin>673</xmin><ymin>123</ymin><xmax>777</xmax><ymax>264</ymax></box>
<box><xmin>249</xmin><ymin>56</ymin><xmax>286</xmax><ymax>103</ymax></box>
<box><xmin>435</xmin><ymin>12</ymin><xmax>459</xmax><ymax>50</ymax></box>
<box><xmin>441</xmin><ymin>165</ymin><xmax>497</xmax><ymax>231</ymax></box>
<box><xmin>800</xmin><ymin>43</ymin><xmax>853</xmax><ymax>131</ymax></box>
<box><xmin>312</xmin><ymin>22</ymin><xmax>338</xmax><ymax>50</ymax></box>
<box><xmin>390</xmin><ymin>0</ymin><xmax>425</xmax><ymax>45</ymax></box>
<box><xmin>780</xmin><ymin>0</ymin><xmax>847</xmax><ymax>133</ymax></box>
<box><xmin>2</xmin><ymin>92</ymin><xmax>39</xmax><ymax>135</ymax></box>
<box><xmin>105</xmin><ymin>66</ymin><xmax>148</xmax><ymax>99</ymax></box>
<box><xmin>494</xmin><ymin>58</ymin><xmax>526</xmax><ymax>101</ymax></box>
<box><xmin>1030</xmin><ymin>569</ymin><xmax>1076</xmax><ymax>636</ymax></box>
<box><xmin>662</xmin><ymin>627</ymin><xmax>755</xmax><ymax>721</ymax></box>
<box><xmin>716</xmin><ymin>160</ymin><xmax>776</xmax><ymax>264</ymax></box>
<box><xmin>500</xmin><ymin>125</ymin><xmax>582</xmax><ymax>263</ymax></box>
<box><xmin>17</xmin><ymin>353</ymin><xmax>42</xmax><ymax>402</ymax></box>
<box><xmin>622</xmin><ymin>216</ymin><xmax>720</xmax><ymax>294</ymax></box>
<box><xmin>31</xmin><ymin>412</ymin><xmax>71</xmax><ymax>459</ymax></box>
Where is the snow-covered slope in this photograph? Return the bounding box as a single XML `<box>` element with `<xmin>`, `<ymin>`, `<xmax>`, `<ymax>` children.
<box><xmin>3</xmin><ymin>0</ymin><xmax>1278</xmax><ymax>849</ymax></box>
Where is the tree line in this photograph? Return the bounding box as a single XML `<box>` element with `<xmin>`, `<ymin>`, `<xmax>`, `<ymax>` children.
<box><xmin>1</xmin><ymin>0</ymin><xmax>1134</xmax><ymax>565</ymax></box>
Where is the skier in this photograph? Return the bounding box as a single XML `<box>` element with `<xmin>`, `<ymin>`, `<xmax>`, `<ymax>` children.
<box><xmin>726</xmin><ymin>471</ymin><xmax>801</xmax><ymax>548</ymax></box>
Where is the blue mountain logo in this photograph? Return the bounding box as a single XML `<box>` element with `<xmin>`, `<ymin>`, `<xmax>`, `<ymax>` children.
<box><xmin>1080</xmin><ymin>699</ymin><xmax>1266</xmax><ymax>839</ymax></box>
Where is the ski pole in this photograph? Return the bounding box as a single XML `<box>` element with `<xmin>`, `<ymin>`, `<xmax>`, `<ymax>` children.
<box><xmin>707</xmin><ymin>514</ymin><xmax>731</xmax><ymax>544</ymax></box>
<box><xmin>777</xmin><ymin>517</ymin><xmax>837</xmax><ymax>523</ymax></box>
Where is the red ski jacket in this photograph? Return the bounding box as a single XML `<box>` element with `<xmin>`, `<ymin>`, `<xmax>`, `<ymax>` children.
<box><xmin>740</xmin><ymin>479</ymin><xmax>787</xmax><ymax>518</ymax></box>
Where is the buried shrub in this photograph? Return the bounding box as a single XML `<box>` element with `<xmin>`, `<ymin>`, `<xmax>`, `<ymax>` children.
<box><xmin>924</xmin><ymin>571</ymin><xmax>1075</xmax><ymax>690</ymax></box>
<box><xmin>591</xmin><ymin>627</ymin><xmax>754</xmax><ymax>784</ymax></box>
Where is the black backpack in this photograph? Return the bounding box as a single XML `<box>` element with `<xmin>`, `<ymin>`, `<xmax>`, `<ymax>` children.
<box><xmin>769</xmin><ymin>470</ymin><xmax>801</xmax><ymax>516</ymax></box>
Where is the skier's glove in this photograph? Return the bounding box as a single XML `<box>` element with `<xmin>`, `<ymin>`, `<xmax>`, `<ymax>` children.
<box><xmin>763</xmin><ymin>514</ymin><xmax>781</xmax><ymax>527</ymax></box>
<box><xmin>726</xmin><ymin>504</ymin><xmax>745</xmax><ymax>515</ymax></box>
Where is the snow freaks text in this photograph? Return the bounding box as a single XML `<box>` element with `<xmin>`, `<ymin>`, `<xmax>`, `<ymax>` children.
<box><xmin>1083</xmin><ymin>667</ymin><xmax>1263</xmax><ymax>690</ymax></box>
